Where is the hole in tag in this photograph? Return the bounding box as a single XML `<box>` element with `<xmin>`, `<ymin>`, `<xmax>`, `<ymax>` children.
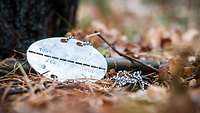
<box><xmin>76</xmin><ymin>42</ymin><xmax>83</xmax><ymax>47</ymax></box>
<box><xmin>60</xmin><ymin>39</ymin><xmax>68</xmax><ymax>43</ymax></box>
<box><xmin>50</xmin><ymin>74</ymin><xmax>58</xmax><ymax>79</ymax></box>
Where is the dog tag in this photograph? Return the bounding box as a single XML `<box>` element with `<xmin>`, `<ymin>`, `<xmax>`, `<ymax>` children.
<box><xmin>26</xmin><ymin>37</ymin><xmax>107</xmax><ymax>81</ymax></box>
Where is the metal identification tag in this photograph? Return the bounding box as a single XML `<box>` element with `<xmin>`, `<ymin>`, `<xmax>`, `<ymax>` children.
<box><xmin>26</xmin><ymin>37</ymin><xmax>107</xmax><ymax>81</ymax></box>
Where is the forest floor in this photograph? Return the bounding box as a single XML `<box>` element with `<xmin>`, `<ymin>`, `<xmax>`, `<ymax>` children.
<box><xmin>1</xmin><ymin>1</ymin><xmax>200</xmax><ymax>113</ymax></box>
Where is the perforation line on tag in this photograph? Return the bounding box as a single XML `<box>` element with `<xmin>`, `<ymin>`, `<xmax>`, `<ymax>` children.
<box><xmin>28</xmin><ymin>50</ymin><xmax>106</xmax><ymax>70</ymax></box>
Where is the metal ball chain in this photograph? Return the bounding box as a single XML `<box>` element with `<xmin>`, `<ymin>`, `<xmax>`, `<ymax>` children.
<box><xmin>111</xmin><ymin>70</ymin><xmax>150</xmax><ymax>90</ymax></box>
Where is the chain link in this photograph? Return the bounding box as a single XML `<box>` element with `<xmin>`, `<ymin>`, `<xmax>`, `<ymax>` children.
<box><xmin>111</xmin><ymin>70</ymin><xmax>150</xmax><ymax>90</ymax></box>
<box><xmin>64</xmin><ymin>36</ymin><xmax>92</xmax><ymax>47</ymax></box>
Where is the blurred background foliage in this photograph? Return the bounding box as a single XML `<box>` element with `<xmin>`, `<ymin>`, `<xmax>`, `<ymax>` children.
<box><xmin>78</xmin><ymin>0</ymin><xmax>200</xmax><ymax>40</ymax></box>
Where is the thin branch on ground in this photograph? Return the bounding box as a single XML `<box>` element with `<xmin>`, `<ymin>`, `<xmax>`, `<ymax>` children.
<box><xmin>94</xmin><ymin>31</ymin><xmax>159</xmax><ymax>73</ymax></box>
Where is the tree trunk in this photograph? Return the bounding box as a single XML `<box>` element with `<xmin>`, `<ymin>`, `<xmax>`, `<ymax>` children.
<box><xmin>0</xmin><ymin>0</ymin><xmax>79</xmax><ymax>59</ymax></box>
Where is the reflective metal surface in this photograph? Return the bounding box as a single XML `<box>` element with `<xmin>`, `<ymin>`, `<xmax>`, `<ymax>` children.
<box><xmin>27</xmin><ymin>37</ymin><xmax>107</xmax><ymax>81</ymax></box>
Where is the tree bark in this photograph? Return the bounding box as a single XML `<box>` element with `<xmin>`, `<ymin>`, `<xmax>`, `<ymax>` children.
<box><xmin>0</xmin><ymin>0</ymin><xmax>79</xmax><ymax>59</ymax></box>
